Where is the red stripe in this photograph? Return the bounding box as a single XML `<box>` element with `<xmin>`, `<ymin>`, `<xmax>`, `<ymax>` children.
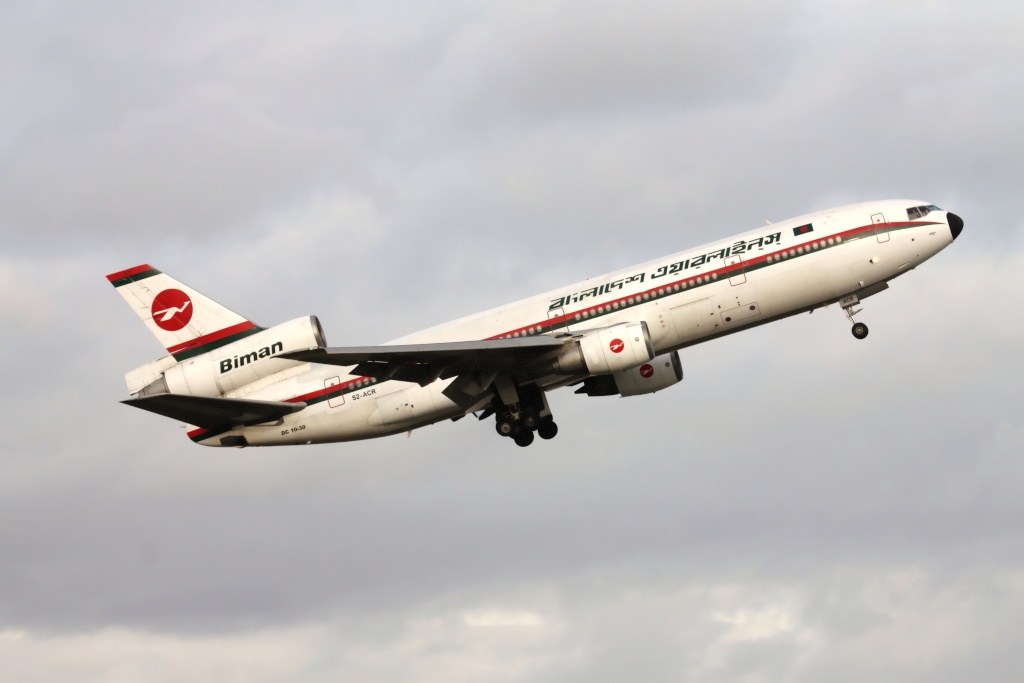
<box><xmin>190</xmin><ymin>218</ymin><xmax>944</xmax><ymax>441</ymax></box>
<box><xmin>106</xmin><ymin>264</ymin><xmax>156</xmax><ymax>282</ymax></box>
<box><xmin>166</xmin><ymin>321</ymin><xmax>258</xmax><ymax>354</ymax></box>
<box><xmin>289</xmin><ymin>388</ymin><xmax>327</xmax><ymax>404</ymax></box>
<box><xmin>187</xmin><ymin>376</ymin><xmax>368</xmax><ymax>440</ymax></box>
<box><xmin>485</xmin><ymin>220</ymin><xmax>940</xmax><ymax>340</ymax></box>
<box><xmin>288</xmin><ymin>375</ymin><xmax>367</xmax><ymax>404</ymax></box>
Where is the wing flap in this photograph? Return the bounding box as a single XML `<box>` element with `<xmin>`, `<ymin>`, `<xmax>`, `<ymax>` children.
<box><xmin>123</xmin><ymin>394</ymin><xmax>306</xmax><ymax>428</ymax></box>
<box><xmin>281</xmin><ymin>336</ymin><xmax>565</xmax><ymax>365</ymax></box>
<box><xmin>280</xmin><ymin>336</ymin><xmax>566</xmax><ymax>385</ymax></box>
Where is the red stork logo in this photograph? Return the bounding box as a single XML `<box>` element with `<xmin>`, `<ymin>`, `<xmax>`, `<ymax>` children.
<box><xmin>639</xmin><ymin>363</ymin><xmax>654</xmax><ymax>378</ymax></box>
<box><xmin>609</xmin><ymin>338</ymin><xmax>625</xmax><ymax>354</ymax></box>
<box><xmin>151</xmin><ymin>289</ymin><xmax>193</xmax><ymax>331</ymax></box>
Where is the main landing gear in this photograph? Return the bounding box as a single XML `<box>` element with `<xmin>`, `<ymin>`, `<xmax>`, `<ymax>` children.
<box><xmin>488</xmin><ymin>383</ymin><xmax>558</xmax><ymax>447</ymax></box>
<box><xmin>840</xmin><ymin>294</ymin><xmax>869</xmax><ymax>340</ymax></box>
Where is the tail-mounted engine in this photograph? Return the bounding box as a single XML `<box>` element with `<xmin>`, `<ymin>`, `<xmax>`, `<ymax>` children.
<box><xmin>575</xmin><ymin>351</ymin><xmax>683</xmax><ymax>397</ymax></box>
<box><xmin>131</xmin><ymin>316</ymin><xmax>327</xmax><ymax>398</ymax></box>
<box><xmin>551</xmin><ymin>321</ymin><xmax>655</xmax><ymax>375</ymax></box>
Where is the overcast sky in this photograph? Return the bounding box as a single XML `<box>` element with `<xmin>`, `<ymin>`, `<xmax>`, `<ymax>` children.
<box><xmin>2</xmin><ymin>1</ymin><xmax>1023</xmax><ymax>681</ymax></box>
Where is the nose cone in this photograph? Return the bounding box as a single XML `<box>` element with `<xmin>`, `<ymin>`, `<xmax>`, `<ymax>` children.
<box><xmin>948</xmin><ymin>212</ymin><xmax>964</xmax><ymax>240</ymax></box>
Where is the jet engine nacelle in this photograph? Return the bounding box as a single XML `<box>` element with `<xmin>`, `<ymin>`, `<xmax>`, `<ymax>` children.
<box><xmin>552</xmin><ymin>321</ymin><xmax>655</xmax><ymax>375</ymax></box>
<box><xmin>575</xmin><ymin>351</ymin><xmax>683</xmax><ymax>397</ymax></box>
<box><xmin>137</xmin><ymin>316</ymin><xmax>327</xmax><ymax>398</ymax></box>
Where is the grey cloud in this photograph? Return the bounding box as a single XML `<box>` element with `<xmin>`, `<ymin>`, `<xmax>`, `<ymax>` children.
<box><xmin>5</xmin><ymin>255</ymin><xmax>1020</xmax><ymax>636</ymax></box>
<box><xmin>1</xmin><ymin>1</ymin><xmax>1022</xmax><ymax>680</ymax></box>
<box><xmin>2</xmin><ymin>90</ymin><xmax>368</xmax><ymax>250</ymax></box>
<box><xmin>418</xmin><ymin>1</ymin><xmax>800</xmax><ymax>123</ymax></box>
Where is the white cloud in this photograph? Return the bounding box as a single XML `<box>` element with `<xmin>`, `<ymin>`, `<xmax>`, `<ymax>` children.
<box><xmin>0</xmin><ymin>626</ymin><xmax>324</xmax><ymax>683</ymax></box>
<box><xmin>462</xmin><ymin>610</ymin><xmax>547</xmax><ymax>627</ymax></box>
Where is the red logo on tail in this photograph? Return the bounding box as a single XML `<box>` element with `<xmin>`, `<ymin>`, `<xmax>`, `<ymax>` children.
<box><xmin>151</xmin><ymin>289</ymin><xmax>193</xmax><ymax>331</ymax></box>
<box><xmin>609</xmin><ymin>338</ymin><xmax>625</xmax><ymax>353</ymax></box>
<box><xmin>639</xmin><ymin>364</ymin><xmax>654</xmax><ymax>378</ymax></box>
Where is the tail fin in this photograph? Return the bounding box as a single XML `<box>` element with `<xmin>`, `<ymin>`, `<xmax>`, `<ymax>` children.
<box><xmin>106</xmin><ymin>264</ymin><xmax>263</xmax><ymax>360</ymax></box>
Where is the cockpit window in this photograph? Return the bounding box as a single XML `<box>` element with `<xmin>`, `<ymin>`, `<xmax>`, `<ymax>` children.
<box><xmin>907</xmin><ymin>204</ymin><xmax>942</xmax><ymax>220</ymax></box>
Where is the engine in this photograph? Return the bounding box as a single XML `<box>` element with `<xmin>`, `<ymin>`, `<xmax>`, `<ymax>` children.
<box><xmin>575</xmin><ymin>351</ymin><xmax>683</xmax><ymax>397</ymax></box>
<box><xmin>133</xmin><ymin>315</ymin><xmax>326</xmax><ymax>398</ymax></box>
<box><xmin>551</xmin><ymin>321</ymin><xmax>655</xmax><ymax>375</ymax></box>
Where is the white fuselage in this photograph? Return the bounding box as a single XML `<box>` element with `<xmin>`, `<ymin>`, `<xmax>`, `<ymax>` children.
<box><xmin>191</xmin><ymin>199</ymin><xmax>956</xmax><ymax>446</ymax></box>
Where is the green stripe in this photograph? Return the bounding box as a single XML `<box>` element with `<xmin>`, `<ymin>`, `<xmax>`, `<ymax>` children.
<box><xmin>193</xmin><ymin>219</ymin><xmax>938</xmax><ymax>442</ymax></box>
<box><xmin>532</xmin><ymin>221</ymin><xmax>932</xmax><ymax>332</ymax></box>
<box><xmin>111</xmin><ymin>268</ymin><xmax>160</xmax><ymax>288</ymax></box>
<box><xmin>172</xmin><ymin>327</ymin><xmax>265</xmax><ymax>361</ymax></box>
<box><xmin>310</xmin><ymin>377</ymin><xmax>383</xmax><ymax>407</ymax></box>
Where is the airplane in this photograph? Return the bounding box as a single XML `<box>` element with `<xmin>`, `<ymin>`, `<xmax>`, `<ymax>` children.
<box><xmin>107</xmin><ymin>199</ymin><xmax>964</xmax><ymax>448</ymax></box>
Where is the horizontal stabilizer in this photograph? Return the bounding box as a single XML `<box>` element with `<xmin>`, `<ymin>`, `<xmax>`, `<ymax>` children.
<box><xmin>123</xmin><ymin>394</ymin><xmax>306</xmax><ymax>428</ymax></box>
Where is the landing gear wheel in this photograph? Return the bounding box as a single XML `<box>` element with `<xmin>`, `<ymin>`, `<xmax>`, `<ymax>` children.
<box><xmin>851</xmin><ymin>322</ymin><xmax>869</xmax><ymax>340</ymax></box>
<box><xmin>523</xmin><ymin>413</ymin><xmax>540</xmax><ymax>430</ymax></box>
<box><xmin>513</xmin><ymin>430</ymin><xmax>535</xmax><ymax>447</ymax></box>
<box><xmin>537</xmin><ymin>421</ymin><xmax>558</xmax><ymax>440</ymax></box>
<box><xmin>495</xmin><ymin>419</ymin><xmax>516</xmax><ymax>437</ymax></box>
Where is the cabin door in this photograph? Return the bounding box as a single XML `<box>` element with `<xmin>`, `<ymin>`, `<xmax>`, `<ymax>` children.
<box><xmin>872</xmin><ymin>212</ymin><xmax>890</xmax><ymax>243</ymax></box>
<box><xmin>725</xmin><ymin>255</ymin><xmax>746</xmax><ymax>286</ymax></box>
<box><xmin>325</xmin><ymin>376</ymin><xmax>345</xmax><ymax>408</ymax></box>
<box><xmin>548</xmin><ymin>307</ymin><xmax>570</xmax><ymax>334</ymax></box>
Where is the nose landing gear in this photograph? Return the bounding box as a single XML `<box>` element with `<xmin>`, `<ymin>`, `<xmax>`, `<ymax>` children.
<box><xmin>840</xmin><ymin>293</ymin><xmax>869</xmax><ymax>340</ymax></box>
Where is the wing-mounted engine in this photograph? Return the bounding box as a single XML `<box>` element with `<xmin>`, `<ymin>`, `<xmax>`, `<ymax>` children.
<box><xmin>132</xmin><ymin>315</ymin><xmax>327</xmax><ymax>398</ymax></box>
<box><xmin>575</xmin><ymin>351</ymin><xmax>683</xmax><ymax>397</ymax></box>
<box><xmin>550</xmin><ymin>321</ymin><xmax>655</xmax><ymax>375</ymax></box>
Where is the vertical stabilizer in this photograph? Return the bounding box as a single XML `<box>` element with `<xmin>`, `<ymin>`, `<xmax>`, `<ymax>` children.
<box><xmin>106</xmin><ymin>265</ymin><xmax>263</xmax><ymax>360</ymax></box>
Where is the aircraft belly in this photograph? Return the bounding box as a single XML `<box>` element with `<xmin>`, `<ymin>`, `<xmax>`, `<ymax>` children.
<box><xmin>370</xmin><ymin>386</ymin><xmax>437</xmax><ymax>428</ymax></box>
<box><xmin>669</xmin><ymin>298</ymin><xmax>718</xmax><ymax>344</ymax></box>
<box><xmin>836</xmin><ymin>235</ymin><xmax>921</xmax><ymax>294</ymax></box>
<box><xmin>756</xmin><ymin>259</ymin><xmax>839</xmax><ymax>315</ymax></box>
<box><xmin>368</xmin><ymin>382</ymin><xmax>462</xmax><ymax>430</ymax></box>
<box><xmin>644</xmin><ymin>301</ymin><xmax>678</xmax><ymax>350</ymax></box>
<box><xmin>232</xmin><ymin>398</ymin><xmax>378</xmax><ymax>445</ymax></box>
<box><xmin>215</xmin><ymin>376</ymin><xmax>467</xmax><ymax>446</ymax></box>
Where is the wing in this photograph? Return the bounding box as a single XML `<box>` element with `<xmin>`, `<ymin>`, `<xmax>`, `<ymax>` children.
<box><xmin>280</xmin><ymin>336</ymin><xmax>567</xmax><ymax>386</ymax></box>
<box><xmin>123</xmin><ymin>394</ymin><xmax>306</xmax><ymax>428</ymax></box>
